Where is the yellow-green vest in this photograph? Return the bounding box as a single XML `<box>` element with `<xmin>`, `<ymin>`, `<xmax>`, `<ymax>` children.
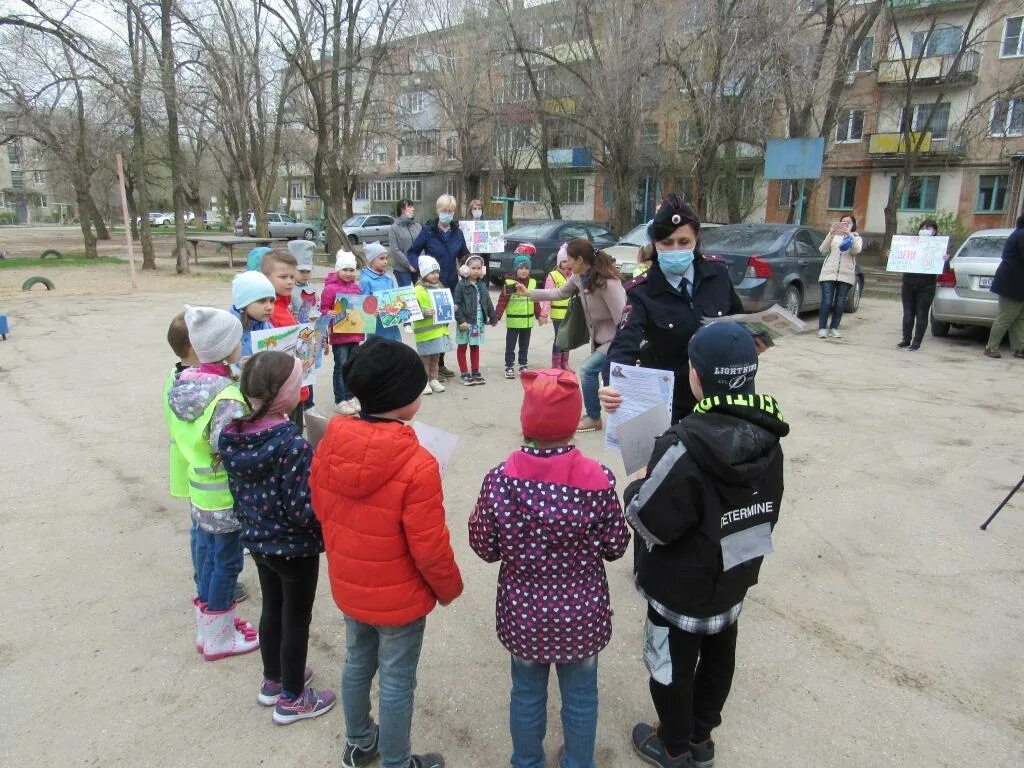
<box><xmin>413</xmin><ymin>284</ymin><xmax>450</xmax><ymax>344</ymax></box>
<box><xmin>166</xmin><ymin>385</ymin><xmax>246</xmax><ymax>511</ymax></box>
<box><xmin>548</xmin><ymin>270</ymin><xmax>570</xmax><ymax>320</ymax></box>
<box><xmin>163</xmin><ymin>369</ymin><xmax>190</xmax><ymax>499</ymax></box>
<box><xmin>505</xmin><ymin>278</ymin><xmax>537</xmax><ymax>329</ymax></box>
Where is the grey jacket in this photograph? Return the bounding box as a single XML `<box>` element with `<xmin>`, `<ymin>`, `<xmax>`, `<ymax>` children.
<box><xmin>388</xmin><ymin>218</ymin><xmax>423</xmax><ymax>272</ymax></box>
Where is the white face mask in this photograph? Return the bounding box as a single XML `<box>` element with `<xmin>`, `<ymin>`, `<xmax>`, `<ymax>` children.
<box><xmin>918</xmin><ymin>229</ymin><xmax>935</xmax><ymax>237</ymax></box>
<box><xmin>471</xmin><ymin>209</ymin><xmax>482</xmax><ymax>219</ymax></box>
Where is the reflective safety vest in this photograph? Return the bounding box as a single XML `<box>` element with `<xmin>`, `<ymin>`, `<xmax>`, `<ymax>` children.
<box><xmin>504</xmin><ymin>278</ymin><xmax>537</xmax><ymax>329</ymax></box>
<box><xmin>166</xmin><ymin>385</ymin><xmax>246</xmax><ymax>512</ymax></box>
<box><xmin>548</xmin><ymin>270</ymin><xmax>570</xmax><ymax>320</ymax></box>
<box><xmin>163</xmin><ymin>369</ymin><xmax>190</xmax><ymax>499</ymax></box>
<box><xmin>413</xmin><ymin>284</ymin><xmax>450</xmax><ymax>344</ymax></box>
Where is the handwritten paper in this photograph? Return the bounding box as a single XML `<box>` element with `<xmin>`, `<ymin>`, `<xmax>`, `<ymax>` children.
<box><xmin>605</xmin><ymin>365</ymin><xmax>674</xmax><ymax>453</ymax></box>
<box><xmin>886</xmin><ymin>235</ymin><xmax>949</xmax><ymax>275</ymax></box>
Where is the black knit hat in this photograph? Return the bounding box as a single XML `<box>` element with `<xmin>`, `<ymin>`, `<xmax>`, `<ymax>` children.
<box><xmin>688</xmin><ymin>322</ymin><xmax>757</xmax><ymax>397</ymax></box>
<box><xmin>343</xmin><ymin>337</ymin><xmax>427</xmax><ymax>414</ymax></box>
<box><xmin>648</xmin><ymin>193</ymin><xmax>701</xmax><ymax>243</ymax></box>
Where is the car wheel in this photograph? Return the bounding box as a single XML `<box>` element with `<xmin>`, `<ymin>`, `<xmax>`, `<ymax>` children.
<box><xmin>303</xmin><ymin>228</ymin><xmax>315</xmax><ymax>240</ymax></box>
<box><xmin>783</xmin><ymin>284</ymin><xmax>803</xmax><ymax>316</ymax></box>
<box><xmin>844</xmin><ymin>278</ymin><xmax>862</xmax><ymax>314</ymax></box>
<box><xmin>348</xmin><ymin>234</ymin><xmax>359</xmax><ymax>245</ymax></box>
<box><xmin>930</xmin><ymin>309</ymin><xmax>950</xmax><ymax>338</ymax></box>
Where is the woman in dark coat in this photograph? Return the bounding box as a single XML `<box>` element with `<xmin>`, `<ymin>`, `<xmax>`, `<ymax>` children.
<box><xmin>985</xmin><ymin>214</ymin><xmax>1024</xmax><ymax>359</ymax></box>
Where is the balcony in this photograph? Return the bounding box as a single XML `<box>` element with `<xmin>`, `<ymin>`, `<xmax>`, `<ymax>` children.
<box><xmin>889</xmin><ymin>0</ymin><xmax>977</xmax><ymax>16</ymax></box>
<box><xmin>877</xmin><ymin>51</ymin><xmax>979</xmax><ymax>87</ymax></box>
<box><xmin>547</xmin><ymin>147</ymin><xmax>592</xmax><ymax>168</ymax></box>
<box><xmin>868</xmin><ymin>132</ymin><xmax>964</xmax><ymax>159</ymax></box>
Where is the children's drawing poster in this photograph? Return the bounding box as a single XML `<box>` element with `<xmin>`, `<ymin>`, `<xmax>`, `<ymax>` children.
<box><xmin>374</xmin><ymin>286</ymin><xmax>424</xmax><ymax>328</ymax></box>
<box><xmin>460</xmin><ymin>220</ymin><xmax>505</xmax><ymax>254</ymax></box>
<box><xmin>428</xmin><ymin>288</ymin><xmax>454</xmax><ymax>324</ymax></box>
<box><xmin>295</xmin><ymin>290</ymin><xmax>318</xmax><ymax>323</ymax></box>
<box><xmin>250</xmin><ymin>323</ymin><xmax>322</xmax><ymax>386</ymax></box>
<box><xmin>331</xmin><ymin>294</ymin><xmax>379</xmax><ymax>335</ymax></box>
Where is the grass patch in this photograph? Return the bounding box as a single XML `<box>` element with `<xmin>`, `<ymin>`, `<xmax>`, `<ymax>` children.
<box><xmin>0</xmin><ymin>255</ymin><xmax>125</xmax><ymax>269</ymax></box>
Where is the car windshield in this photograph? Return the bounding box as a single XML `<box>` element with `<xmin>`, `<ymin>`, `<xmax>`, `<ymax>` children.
<box><xmin>343</xmin><ymin>216</ymin><xmax>365</xmax><ymax>227</ymax></box>
<box><xmin>506</xmin><ymin>222</ymin><xmax>559</xmax><ymax>239</ymax></box>
<box><xmin>957</xmin><ymin>236</ymin><xmax>1006</xmax><ymax>259</ymax></box>
<box><xmin>618</xmin><ymin>224</ymin><xmax>648</xmax><ymax>247</ymax></box>
<box><xmin>700</xmin><ymin>227</ymin><xmax>787</xmax><ymax>254</ymax></box>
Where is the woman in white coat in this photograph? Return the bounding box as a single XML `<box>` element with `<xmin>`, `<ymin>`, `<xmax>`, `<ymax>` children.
<box><xmin>817</xmin><ymin>214</ymin><xmax>862</xmax><ymax>338</ymax></box>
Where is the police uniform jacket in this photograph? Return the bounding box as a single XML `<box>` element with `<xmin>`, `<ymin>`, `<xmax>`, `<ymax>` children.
<box><xmin>607</xmin><ymin>257</ymin><xmax>743</xmax><ymax>422</ymax></box>
<box><xmin>623</xmin><ymin>394</ymin><xmax>788</xmax><ymax>618</ymax></box>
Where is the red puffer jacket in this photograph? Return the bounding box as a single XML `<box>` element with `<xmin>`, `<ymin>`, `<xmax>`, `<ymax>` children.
<box><xmin>310</xmin><ymin>417</ymin><xmax>463</xmax><ymax>625</ymax></box>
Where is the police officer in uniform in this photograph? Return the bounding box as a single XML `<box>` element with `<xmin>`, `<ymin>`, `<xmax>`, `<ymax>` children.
<box><xmin>602</xmin><ymin>193</ymin><xmax>747</xmax><ymax>423</ymax></box>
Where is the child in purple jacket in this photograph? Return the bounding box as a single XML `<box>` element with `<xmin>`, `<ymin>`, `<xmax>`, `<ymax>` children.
<box><xmin>469</xmin><ymin>368</ymin><xmax>629</xmax><ymax>768</ymax></box>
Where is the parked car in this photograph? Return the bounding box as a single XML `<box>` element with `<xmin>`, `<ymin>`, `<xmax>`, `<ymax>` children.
<box><xmin>930</xmin><ymin>228</ymin><xmax>1010</xmax><ymax>337</ymax></box>
<box><xmin>234</xmin><ymin>212</ymin><xmax>317</xmax><ymax>240</ymax></box>
<box><xmin>486</xmin><ymin>220</ymin><xmax>618</xmax><ymax>285</ymax></box>
<box><xmin>699</xmin><ymin>223</ymin><xmax>863</xmax><ymax>315</ymax></box>
<box><xmin>202</xmin><ymin>210</ymin><xmax>223</xmax><ymax>229</ymax></box>
<box><xmin>319</xmin><ymin>214</ymin><xmax>395</xmax><ymax>246</ymax></box>
<box><xmin>606</xmin><ymin>222</ymin><xmax>723</xmax><ymax>279</ymax></box>
<box><xmin>149</xmin><ymin>212</ymin><xmax>174</xmax><ymax>226</ymax></box>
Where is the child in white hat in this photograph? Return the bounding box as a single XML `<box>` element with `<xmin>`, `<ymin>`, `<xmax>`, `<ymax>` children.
<box><xmin>230</xmin><ymin>271</ymin><xmax>277</xmax><ymax>358</ymax></box>
<box><xmin>288</xmin><ymin>240</ymin><xmax>318</xmax><ymax>323</ymax></box>
<box><xmin>413</xmin><ymin>255</ymin><xmax>452</xmax><ymax>394</ymax></box>
<box><xmin>321</xmin><ymin>250</ymin><xmax>366</xmax><ymax>415</ymax></box>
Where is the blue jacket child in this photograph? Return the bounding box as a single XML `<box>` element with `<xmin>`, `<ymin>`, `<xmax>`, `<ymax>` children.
<box><xmin>359</xmin><ymin>241</ymin><xmax>401</xmax><ymax>341</ymax></box>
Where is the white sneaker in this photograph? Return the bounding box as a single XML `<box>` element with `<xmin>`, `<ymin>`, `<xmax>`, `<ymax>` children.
<box><xmin>817</xmin><ymin>329</ymin><xmax>828</xmax><ymax>338</ymax></box>
<box><xmin>335</xmin><ymin>400</ymin><xmax>357</xmax><ymax>416</ymax></box>
<box><xmin>422</xmin><ymin>384</ymin><xmax>433</xmax><ymax>396</ymax></box>
<box><xmin>828</xmin><ymin>328</ymin><xmax>841</xmax><ymax>338</ymax></box>
<box><xmin>349</xmin><ymin>397</ymin><xmax>361</xmax><ymax>412</ymax></box>
<box><xmin>429</xmin><ymin>379</ymin><xmax>446</xmax><ymax>393</ymax></box>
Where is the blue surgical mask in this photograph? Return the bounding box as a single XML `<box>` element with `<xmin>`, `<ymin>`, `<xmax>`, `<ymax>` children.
<box><xmin>439</xmin><ymin>213</ymin><xmax>454</xmax><ymax>225</ymax></box>
<box><xmin>658</xmin><ymin>249</ymin><xmax>694</xmax><ymax>276</ymax></box>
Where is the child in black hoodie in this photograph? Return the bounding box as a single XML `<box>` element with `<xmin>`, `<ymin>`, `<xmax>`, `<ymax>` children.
<box><xmin>219</xmin><ymin>350</ymin><xmax>334</xmax><ymax>725</ymax></box>
<box><xmin>624</xmin><ymin>322</ymin><xmax>788</xmax><ymax>768</ymax></box>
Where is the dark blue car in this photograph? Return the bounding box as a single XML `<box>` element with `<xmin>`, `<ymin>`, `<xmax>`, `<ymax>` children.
<box><xmin>486</xmin><ymin>220</ymin><xmax>618</xmax><ymax>285</ymax></box>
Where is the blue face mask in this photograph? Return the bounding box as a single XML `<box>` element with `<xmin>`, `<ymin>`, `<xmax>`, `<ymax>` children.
<box><xmin>658</xmin><ymin>249</ymin><xmax>694</xmax><ymax>276</ymax></box>
<box><xmin>439</xmin><ymin>213</ymin><xmax>454</xmax><ymax>225</ymax></box>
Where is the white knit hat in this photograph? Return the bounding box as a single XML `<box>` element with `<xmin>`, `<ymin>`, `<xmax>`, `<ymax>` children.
<box><xmin>288</xmin><ymin>239</ymin><xmax>315</xmax><ymax>271</ymax></box>
<box><xmin>335</xmin><ymin>249</ymin><xmax>358</xmax><ymax>271</ymax></box>
<box><xmin>231</xmin><ymin>271</ymin><xmax>275</xmax><ymax>310</ymax></box>
<box><xmin>184</xmin><ymin>305</ymin><xmax>243</xmax><ymax>363</ymax></box>
<box><xmin>363</xmin><ymin>241</ymin><xmax>388</xmax><ymax>262</ymax></box>
<box><xmin>418</xmin><ymin>255</ymin><xmax>441</xmax><ymax>276</ymax></box>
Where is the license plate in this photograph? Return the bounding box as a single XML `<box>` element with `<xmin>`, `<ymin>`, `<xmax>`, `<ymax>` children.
<box><xmin>978</xmin><ymin>276</ymin><xmax>993</xmax><ymax>289</ymax></box>
<box><xmin>489</xmin><ymin>260</ymin><xmax>501</xmax><ymax>268</ymax></box>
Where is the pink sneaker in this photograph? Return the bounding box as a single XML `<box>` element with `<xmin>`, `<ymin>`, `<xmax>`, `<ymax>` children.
<box><xmin>258</xmin><ymin>668</ymin><xmax>314</xmax><ymax>706</ymax></box>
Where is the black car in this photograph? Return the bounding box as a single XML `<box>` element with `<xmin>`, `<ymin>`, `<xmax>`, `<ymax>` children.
<box><xmin>486</xmin><ymin>220</ymin><xmax>618</xmax><ymax>285</ymax></box>
<box><xmin>699</xmin><ymin>223</ymin><xmax>864</xmax><ymax>316</ymax></box>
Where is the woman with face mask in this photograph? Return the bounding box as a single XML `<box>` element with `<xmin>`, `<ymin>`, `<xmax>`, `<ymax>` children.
<box><xmin>387</xmin><ymin>199</ymin><xmax>423</xmax><ymax>288</ymax></box>
<box><xmin>898</xmin><ymin>218</ymin><xmax>942</xmax><ymax>351</ymax></box>
<box><xmin>817</xmin><ymin>214</ymin><xmax>862</xmax><ymax>339</ymax></box>
<box><xmin>407</xmin><ymin>194</ymin><xmax>472</xmax><ymax>377</ymax></box>
<box><xmin>601</xmin><ymin>193</ymin><xmax>747</xmax><ymax>424</ymax></box>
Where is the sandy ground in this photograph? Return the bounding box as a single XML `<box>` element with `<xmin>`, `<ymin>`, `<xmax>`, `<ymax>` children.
<box><xmin>1</xmin><ymin>227</ymin><xmax>1023</xmax><ymax>767</ymax></box>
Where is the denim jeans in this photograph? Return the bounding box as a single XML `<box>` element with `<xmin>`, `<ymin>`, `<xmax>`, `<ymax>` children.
<box><xmin>818</xmin><ymin>280</ymin><xmax>851</xmax><ymax>330</ymax></box>
<box><xmin>578</xmin><ymin>351</ymin><xmax>608</xmax><ymax>420</ymax></box>
<box><xmin>505</xmin><ymin>327</ymin><xmax>532</xmax><ymax>367</ymax></box>
<box><xmin>195</xmin><ymin>528</ymin><xmax>243</xmax><ymax>611</ymax></box>
<box><xmin>342</xmin><ymin>615</ymin><xmax>426</xmax><ymax>768</ymax></box>
<box><xmin>189</xmin><ymin>517</ymin><xmax>207</xmax><ymax>591</ymax></box>
<box><xmin>332</xmin><ymin>343</ymin><xmax>357</xmax><ymax>403</ymax></box>
<box><xmin>394</xmin><ymin>270</ymin><xmax>414</xmax><ymax>288</ymax></box>
<box><xmin>510</xmin><ymin>654</ymin><xmax>599</xmax><ymax>768</ymax></box>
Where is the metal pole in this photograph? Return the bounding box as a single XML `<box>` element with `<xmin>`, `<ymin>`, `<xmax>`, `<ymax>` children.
<box><xmin>980</xmin><ymin>474</ymin><xmax>1024</xmax><ymax>530</ymax></box>
<box><xmin>796</xmin><ymin>179</ymin><xmax>806</xmax><ymax>226</ymax></box>
<box><xmin>115</xmin><ymin>153</ymin><xmax>138</xmax><ymax>290</ymax></box>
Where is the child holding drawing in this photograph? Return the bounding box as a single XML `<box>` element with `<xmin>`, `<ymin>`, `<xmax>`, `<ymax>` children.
<box><xmin>453</xmin><ymin>254</ymin><xmax>496</xmax><ymax>386</ymax></box>
<box><xmin>321</xmin><ymin>250</ymin><xmax>365</xmax><ymax>415</ymax></box>
<box><xmin>413</xmin><ymin>255</ymin><xmax>452</xmax><ymax>395</ymax></box>
<box><xmin>230</xmin><ymin>271</ymin><xmax>277</xmax><ymax>358</ymax></box>
<box><xmin>469</xmin><ymin>367</ymin><xmax>629</xmax><ymax>768</ymax></box>
<box><xmin>360</xmin><ymin>241</ymin><xmax>401</xmax><ymax>342</ymax></box>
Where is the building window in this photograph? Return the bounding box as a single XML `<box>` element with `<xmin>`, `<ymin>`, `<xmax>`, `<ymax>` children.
<box><xmin>7</xmin><ymin>143</ymin><xmax>21</xmax><ymax>164</ymax></box>
<box><xmin>446</xmin><ymin>177</ymin><xmax>458</xmax><ymax>197</ymax></box>
<box><xmin>778</xmin><ymin>180</ymin><xmax>798</xmax><ymax>208</ymax></box>
<box><xmin>499</xmin><ymin>70</ymin><xmax>543</xmax><ymax>103</ymax></box>
<box><xmin>989</xmin><ymin>97</ymin><xmax>1024</xmax><ymax>136</ymax></box>
<box><xmin>290</xmin><ymin>183</ymin><xmax>303</xmax><ymax>199</ymax></box>
<box><xmin>851</xmin><ymin>36</ymin><xmax>874</xmax><ymax>72</ymax></box>
<box><xmin>518</xmin><ymin>178</ymin><xmax>542</xmax><ymax>203</ymax></box>
<box><xmin>891</xmin><ymin>175</ymin><xmax>939</xmax><ymax>211</ymax></box>
<box><xmin>640</xmin><ymin>121</ymin><xmax>660</xmax><ymax>147</ymax></box>
<box><xmin>491</xmin><ymin>179</ymin><xmax>505</xmax><ymax>199</ymax></box>
<box><xmin>39</xmin><ymin>195</ymin><xmax>47</xmax><ymax>208</ymax></box>
<box><xmin>495</xmin><ymin>125</ymin><xmax>532</xmax><ymax>153</ymax></box>
<box><xmin>398</xmin><ymin>91</ymin><xmax>425</xmax><ymax>114</ymax></box>
<box><xmin>676</xmin><ymin>120</ymin><xmax>695</xmax><ymax>150</ymax></box>
<box><xmin>1002</xmin><ymin>16</ymin><xmax>1023</xmax><ymax>57</ymax></box>
<box><xmin>10</xmin><ymin>170</ymin><xmax>23</xmax><ymax>189</ymax></box>
<box><xmin>372</xmin><ymin>179</ymin><xmax>422</xmax><ymax>202</ymax></box>
<box><xmin>559</xmin><ymin>177</ymin><xmax>585</xmax><ymax>205</ymax></box>
<box><xmin>976</xmin><ymin>175</ymin><xmax>1008</xmax><ymax>212</ymax></box>
<box><xmin>911</xmin><ymin>26</ymin><xmax>963</xmax><ymax>58</ymax></box>
<box><xmin>354</xmin><ymin>181</ymin><xmax>370</xmax><ymax>200</ymax></box>
<box><xmin>549</xmin><ymin>120</ymin><xmax>584</xmax><ymax>150</ymax></box>
<box><xmin>376</xmin><ymin>144</ymin><xmax>388</xmax><ymax>164</ymax></box>
<box><xmin>835</xmin><ymin>109</ymin><xmax>864</xmax><ymax>142</ymax></box>
<box><xmin>398</xmin><ymin>130</ymin><xmax>438</xmax><ymax>158</ymax></box>
<box><xmin>828</xmin><ymin>176</ymin><xmax>857</xmax><ymax>209</ymax></box>
<box><xmin>736</xmin><ymin>176</ymin><xmax>755</xmax><ymax>210</ymax></box>
<box><xmin>33</xmin><ymin>170</ymin><xmax>46</xmax><ymax>184</ymax></box>
<box><xmin>444</xmin><ymin>136</ymin><xmax>457</xmax><ymax>159</ymax></box>
<box><xmin>901</xmin><ymin>102</ymin><xmax>950</xmax><ymax>140</ymax></box>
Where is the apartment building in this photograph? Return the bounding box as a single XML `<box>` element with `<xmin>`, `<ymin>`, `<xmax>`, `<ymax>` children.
<box><xmin>0</xmin><ymin>108</ymin><xmax>66</xmax><ymax>224</ymax></box>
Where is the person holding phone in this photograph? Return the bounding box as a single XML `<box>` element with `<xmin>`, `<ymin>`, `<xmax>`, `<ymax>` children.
<box><xmin>817</xmin><ymin>214</ymin><xmax>862</xmax><ymax>339</ymax></box>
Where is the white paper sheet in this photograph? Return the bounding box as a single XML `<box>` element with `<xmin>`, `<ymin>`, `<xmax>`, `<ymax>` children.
<box><xmin>615</xmin><ymin>404</ymin><xmax>672</xmax><ymax>475</ymax></box>
<box><xmin>412</xmin><ymin>421</ymin><xmax>459</xmax><ymax>477</ymax></box>
<box><xmin>604</xmin><ymin>364</ymin><xmax>674</xmax><ymax>453</ymax></box>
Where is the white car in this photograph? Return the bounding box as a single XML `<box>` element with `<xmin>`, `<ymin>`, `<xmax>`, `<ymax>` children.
<box><xmin>149</xmin><ymin>212</ymin><xmax>174</xmax><ymax>226</ymax></box>
<box><xmin>234</xmin><ymin>212</ymin><xmax>317</xmax><ymax>240</ymax></box>
<box><xmin>931</xmin><ymin>228</ymin><xmax>1010</xmax><ymax>336</ymax></box>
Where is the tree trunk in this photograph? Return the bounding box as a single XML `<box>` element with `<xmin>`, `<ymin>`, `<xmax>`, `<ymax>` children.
<box><xmin>126</xmin><ymin>174</ymin><xmax>139</xmax><ymax>241</ymax></box>
<box><xmin>160</xmin><ymin>0</ymin><xmax>189</xmax><ymax>273</ymax></box>
<box><xmin>73</xmin><ymin>177</ymin><xmax>98</xmax><ymax>259</ymax></box>
<box><xmin>86</xmin><ymin>193</ymin><xmax>110</xmax><ymax>239</ymax></box>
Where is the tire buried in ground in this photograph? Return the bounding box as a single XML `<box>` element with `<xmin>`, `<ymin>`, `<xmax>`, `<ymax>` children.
<box><xmin>40</xmin><ymin>249</ymin><xmax>62</xmax><ymax>259</ymax></box>
<box><xmin>22</xmin><ymin>276</ymin><xmax>55</xmax><ymax>291</ymax></box>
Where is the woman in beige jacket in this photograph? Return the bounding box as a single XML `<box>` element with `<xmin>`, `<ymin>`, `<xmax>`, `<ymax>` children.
<box><xmin>817</xmin><ymin>214</ymin><xmax>862</xmax><ymax>338</ymax></box>
<box><xmin>519</xmin><ymin>238</ymin><xmax>626</xmax><ymax>432</ymax></box>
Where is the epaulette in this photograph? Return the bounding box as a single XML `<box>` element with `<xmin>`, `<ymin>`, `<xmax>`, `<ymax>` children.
<box><xmin>623</xmin><ymin>272</ymin><xmax>649</xmax><ymax>291</ymax></box>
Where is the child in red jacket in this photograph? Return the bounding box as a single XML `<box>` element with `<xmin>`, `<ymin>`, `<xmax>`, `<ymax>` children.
<box><xmin>310</xmin><ymin>337</ymin><xmax>463</xmax><ymax>768</ymax></box>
